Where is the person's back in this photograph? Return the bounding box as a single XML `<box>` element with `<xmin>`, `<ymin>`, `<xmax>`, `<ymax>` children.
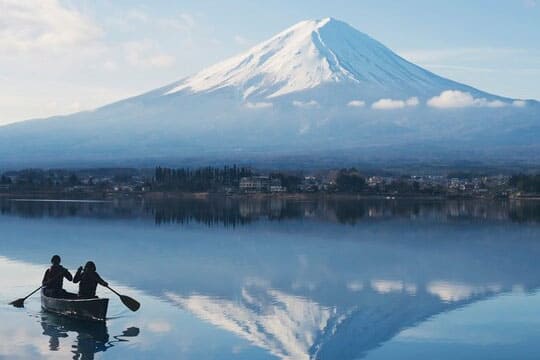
<box><xmin>74</xmin><ymin>261</ymin><xmax>108</xmax><ymax>299</ymax></box>
<box><xmin>43</xmin><ymin>264</ymin><xmax>66</xmax><ymax>290</ymax></box>
<box><xmin>42</xmin><ymin>255</ymin><xmax>73</xmax><ymax>298</ymax></box>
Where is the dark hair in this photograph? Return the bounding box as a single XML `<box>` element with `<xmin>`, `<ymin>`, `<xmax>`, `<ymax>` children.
<box><xmin>84</xmin><ymin>261</ymin><xmax>96</xmax><ymax>272</ymax></box>
<box><xmin>51</xmin><ymin>255</ymin><xmax>61</xmax><ymax>265</ymax></box>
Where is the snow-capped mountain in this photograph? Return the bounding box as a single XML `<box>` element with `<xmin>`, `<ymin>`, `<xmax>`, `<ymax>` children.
<box><xmin>0</xmin><ymin>18</ymin><xmax>538</xmax><ymax>167</ymax></box>
<box><xmin>164</xmin><ymin>18</ymin><xmax>486</xmax><ymax>101</ymax></box>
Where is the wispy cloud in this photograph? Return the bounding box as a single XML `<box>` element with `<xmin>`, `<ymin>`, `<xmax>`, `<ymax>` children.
<box><xmin>401</xmin><ymin>48</ymin><xmax>535</xmax><ymax>64</ymax></box>
<box><xmin>123</xmin><ymin>40</ymin><xmax>175</xmax><ymax>68</ymax></box>
<box><xmin>0</xmin><ymin>0</ymin><xmax>102</xmax><ymax>52</ymax></box>
<box><xmin>400</xmin><ymin>48</ymin><xmax>540</xmax><ymax>79</ymax></box>
<box><xmin>157</xmin><ymin>13</ymin><xmax>197</xmax><ymax>32</ymax></box>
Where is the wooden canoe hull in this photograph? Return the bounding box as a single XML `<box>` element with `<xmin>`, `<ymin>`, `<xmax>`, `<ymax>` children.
<box><xmin>41</xmin><ymin>291</ymin><xmax>109</xmax><ymax>322</ymax></box>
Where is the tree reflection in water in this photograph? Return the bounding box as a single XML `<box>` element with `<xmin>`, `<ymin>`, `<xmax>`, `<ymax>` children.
<box><xmin>1</xmin><ymin>197</ymin><xmax>539</xmax><ymax>226</ymax></box>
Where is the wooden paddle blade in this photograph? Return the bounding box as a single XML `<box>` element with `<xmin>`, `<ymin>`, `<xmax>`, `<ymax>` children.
<box><xmin>120</xmin><ymin>295</ymin><xmax>140</xmax><ymax>312</ymax></box>
<box><xmin>10</xmin><ymin>298</ymin><xmax>25</xmax><ymax>308</ymax></box>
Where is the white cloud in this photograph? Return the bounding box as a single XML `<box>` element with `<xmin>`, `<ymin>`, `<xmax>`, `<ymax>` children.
<box><xmin>427</xmin><ymin>90</ymin><xmax>474</xmax><ymax>108</ymax></box>
<box><xmin>513</xmin><ymin>100</ymin><xmax>527</xmax><ymax>107</ymax></box>
<box><xmin>245</xmin><ymin>101</ymin><xmax>273</xmax><ymax>109</ymax></box>
<box><xmin>124</xmin><ymin>40</ymin><xmax>175</xmax><ymax>68</ymax></box>
<box><xmin>405</xmin><ymin>97</ymin><xmax>419</xmax><ymax>106</ymax></box>
<box><xmin>485</xmin><ymin>99</ymin><xmax>507</xmax><ymax>108</ymax></box>
<box><xmin>372</xmin><ymin>97</ymin><xmax>419</xmax><ymax>110</ymax></box>
<box><xmin>158</xmin><ymin>13</ymin><xmax>197</xmax><ymax>32</ymax></box>
<box><xmin>372</xmin><ymin>99</ymin><xmax>403</xmax><ymax>110</ymax></box>
<box><xmin>371</xmin><ymin>280</ymin><xmax>417</xmax><ymax>295</ymax></box>
<box><xmin>347</xmin><ymin>281</ymin><xmax>363</xmax><ymax>292</ymax></box>
<box><xmin>427</xmin><ymin>90</ymin><xmax>510</xmax><ymax>109</ymax></box>
<box><xmin>347</xmin><ymin>100</ymin><xmax>366</xmax><ymax>107</ymax></box>
<box><xmin>292</xmin><ymin>100</ymin><xmax>319</xmax><ymax>109</ymax></box>
<box><xmin>427</xmin><ymin>281</ymin><xmax>501</xmax><ymax>302</ymax></box>
<box><xmin>0</xmin><ymin>0</ymin><xmax>102</xmax><ymax>52</ymax></box>
<box><xmin>371</xmin><ymin>280</ymin><xmax>403</xmax><ymax>293</ymax></box>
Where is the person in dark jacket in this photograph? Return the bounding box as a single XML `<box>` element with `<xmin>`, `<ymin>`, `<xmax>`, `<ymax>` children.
<box><xmin>73</xmin><ymin>261</ymin><xmax>108</xmax><ymax>299</ymax></box>
<box><xmin>42</xmin><ymin>255</ymin><xmax>76</xmax><ymax>298</ymax></box>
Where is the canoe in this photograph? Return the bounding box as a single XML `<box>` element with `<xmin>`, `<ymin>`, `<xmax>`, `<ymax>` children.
<box><xmin>41</xmin><ymin>290</ymin><xmax>109</xmax><ymax>321</ymax></box>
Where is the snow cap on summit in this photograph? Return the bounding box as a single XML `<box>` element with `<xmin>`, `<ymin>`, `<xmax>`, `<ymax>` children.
<box><xmin>164</xmin><ymin>18</ymin><xmax>395</xmax><ymax>99</ymax></box>
<box><xmin>163</xmin><ymin>17</ymin><xmax>487</xmax><ymax>102</ymax></box>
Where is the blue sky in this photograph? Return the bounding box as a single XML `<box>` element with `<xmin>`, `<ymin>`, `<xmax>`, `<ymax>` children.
<box><xmin>0</xmin><ymin>0</ymin><xmax>539</xmax><ymax>124</ymax></box>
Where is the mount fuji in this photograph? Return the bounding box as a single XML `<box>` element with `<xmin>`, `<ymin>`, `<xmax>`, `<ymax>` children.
<box><xmin>0</xmin><ymin>18</ymin><xmax>538</xmax><ymax>167</ymax></box>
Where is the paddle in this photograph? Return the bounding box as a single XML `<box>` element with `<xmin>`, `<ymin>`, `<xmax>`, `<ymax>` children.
<box><xmin>10</xmin><ymin>270</ymin><xmax>65</xmax><ymax>308</ymax></box>
<box><xmin>10</xmin><ymin>285</ymin><xmax>43</xmax><ymax>308</ymax></box>
<box><xmin>106</xmin><ymin>285</ymin><xmax>140</xmax><ymax>312</ymax></box>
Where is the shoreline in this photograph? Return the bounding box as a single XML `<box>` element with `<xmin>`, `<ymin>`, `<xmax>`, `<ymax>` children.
<box><xmin>1</xmin><ymin>191</ymin><xmax>538</xmax><ymax>201</ymax></box>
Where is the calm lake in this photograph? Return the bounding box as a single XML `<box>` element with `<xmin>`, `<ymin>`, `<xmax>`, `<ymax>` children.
<box><xmin>1</xmin><ymin>197</ymin><xmax>540</xmax><ymax>359</ymax></box>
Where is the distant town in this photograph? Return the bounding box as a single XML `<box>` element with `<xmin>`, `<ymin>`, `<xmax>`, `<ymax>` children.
<box><xmin>0</xmin><ymin>166</ymin><xmax>539</xmax><ymax>200</ymax></box>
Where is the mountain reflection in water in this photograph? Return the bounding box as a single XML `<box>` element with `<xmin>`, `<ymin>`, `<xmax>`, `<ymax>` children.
<box><xmin>163</xmin><ymin>280</ymin><xmax>514</xmax><ymax>359</ymax></box>
<box><xmin>1</xmin><ymin>198</ymin><xmax>540</xmax><ymax>359</ymax></box>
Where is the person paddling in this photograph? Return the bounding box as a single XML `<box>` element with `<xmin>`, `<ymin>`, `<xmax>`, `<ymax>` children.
<box><xmin>73</xmin><ymin>261</ymin><xmax>108</xmax><ymax>299</ymax></box>
<box><xmin>42</xmin><ymin>255</ymin><xmax>75</xmax><ymax>298</ymax></box>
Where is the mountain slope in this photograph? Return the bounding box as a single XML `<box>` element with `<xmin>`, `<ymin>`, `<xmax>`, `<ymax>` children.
<box><xmin>163</xmin><ymin>18</ymin><xmax>496</xmax><ymax>101</ymax></box>
<box><xmin>0</xmin><ymin>18</ymin><xmax>538</xmax><ymax>167</ymax></box>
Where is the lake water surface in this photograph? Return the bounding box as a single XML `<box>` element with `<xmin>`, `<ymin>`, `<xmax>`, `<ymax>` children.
<box><xmin>1</xmin><ymin>197</ymin><xmax>540</xmax><ymax>359</ymax></box>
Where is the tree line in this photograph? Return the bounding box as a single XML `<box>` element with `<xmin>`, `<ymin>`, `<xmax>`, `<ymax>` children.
<box><xmin>154</xmin><ymin>165</ymin><xmax>253</xmax><ymax>191</ymax></box>
<box><xmin>0</xmin><ymin>169</ymin><xmax>83</xmax><ymax>190</ymax></box>
<box><xmin>509</xmin><ymin>174</ymin><xmax>540</xmax><ymax>193</ymax></box>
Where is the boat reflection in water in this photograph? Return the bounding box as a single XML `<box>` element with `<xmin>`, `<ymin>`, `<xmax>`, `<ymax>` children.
<box><xmin>40</xmin><ymin>312</ymin><xmax>139</xmax><ymax>360</ymax></box>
